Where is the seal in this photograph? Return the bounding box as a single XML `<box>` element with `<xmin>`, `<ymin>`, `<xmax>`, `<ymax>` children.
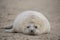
<box><xmin>5</xmin><ymin>11</ymin><xmax>50</xmax><ymax>35</ymax></box>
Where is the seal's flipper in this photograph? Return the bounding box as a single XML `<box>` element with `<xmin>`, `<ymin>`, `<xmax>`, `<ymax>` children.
<box><xmin>4</xmin><ymin>25</ymin><xmax>13</xmax><ymax>29</ymax></box>
<box><xmin>5</xmin><ymin>29</ymin><xmax>14</xmax><ymax>33</ymax></box>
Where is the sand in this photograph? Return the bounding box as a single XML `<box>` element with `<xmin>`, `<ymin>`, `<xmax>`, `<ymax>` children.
<box><xmin>0</xmin><ymin>0</ymin><xmax>60</xmax><ymax>40</ymax></box>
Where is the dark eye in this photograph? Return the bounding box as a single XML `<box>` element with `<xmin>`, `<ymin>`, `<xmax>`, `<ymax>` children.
<box><xmin>35</xmin><ymin>26</ymin><xmax>37</xmax><ymax>28</ymax></box>
<box><xmin>27</xmin><ymin>26</ymin><xmax>30</xmax><ymax>28</ymax></box>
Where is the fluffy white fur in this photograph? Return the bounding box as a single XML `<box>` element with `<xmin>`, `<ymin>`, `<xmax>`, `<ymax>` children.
<box><xmin>5</xmin><ymin>11</ymin><xmax>50</xmax><ymax>35</ymax></box>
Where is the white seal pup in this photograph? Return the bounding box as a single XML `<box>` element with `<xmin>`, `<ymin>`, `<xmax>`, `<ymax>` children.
<box><xmin>5</xmin><ymin>11</ymin><xmax>50</xmax><ymax>35</ymax></box>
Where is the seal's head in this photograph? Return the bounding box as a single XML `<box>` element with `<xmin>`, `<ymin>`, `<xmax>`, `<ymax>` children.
<box><xmin>22</xmin><ymin>22</ymin><xmax>43</xmax><ymax>35</ymax></box>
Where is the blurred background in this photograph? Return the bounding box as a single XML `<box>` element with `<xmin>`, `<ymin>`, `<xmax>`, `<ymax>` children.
<box><xmin>0</xmin><ymin>0</ymin><xmax>60</xmax><ymax>40</ymax></box>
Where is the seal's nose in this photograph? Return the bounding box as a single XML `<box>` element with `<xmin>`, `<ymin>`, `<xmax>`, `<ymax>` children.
<box><xmin>31</xmin><ymin>30</ymin><xmax>34</xmax><ymax>33</ymax></box>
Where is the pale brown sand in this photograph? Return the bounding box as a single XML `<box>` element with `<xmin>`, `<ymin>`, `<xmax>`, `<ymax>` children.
<box><xmin>0</xmin><ymin>0</ymin><xmax>60</xmax><ymax>40</ymax></box>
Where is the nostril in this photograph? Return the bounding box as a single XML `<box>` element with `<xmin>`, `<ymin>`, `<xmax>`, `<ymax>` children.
<box><xmin>31</xmin><ymin>30</ymin><xmax>33</xmax><ymax>32</ymax></box>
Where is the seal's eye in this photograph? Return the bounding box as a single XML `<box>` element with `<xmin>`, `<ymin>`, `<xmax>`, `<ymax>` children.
<box><xmin>35</xmin><ymin>26</ymin><xmax>37</xmax><ymax>28</ymax></box>
<box><xmin>27</xmin><ymin>26</ymin><xmax>30</xmax><ymax>28</ymax></box>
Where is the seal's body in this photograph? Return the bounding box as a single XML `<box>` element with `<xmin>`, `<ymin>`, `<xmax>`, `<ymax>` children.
<box><xmin>5</xmin><ymin>11</ymin><xmax>50</xmax><ymax>35</ymax></box>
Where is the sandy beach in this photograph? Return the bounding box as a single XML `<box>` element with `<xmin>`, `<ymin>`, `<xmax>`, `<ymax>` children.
<box><xmin>0</xmin><ymin>0</ymin><xmax>60</xmax><ymax>40</ymax></box>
